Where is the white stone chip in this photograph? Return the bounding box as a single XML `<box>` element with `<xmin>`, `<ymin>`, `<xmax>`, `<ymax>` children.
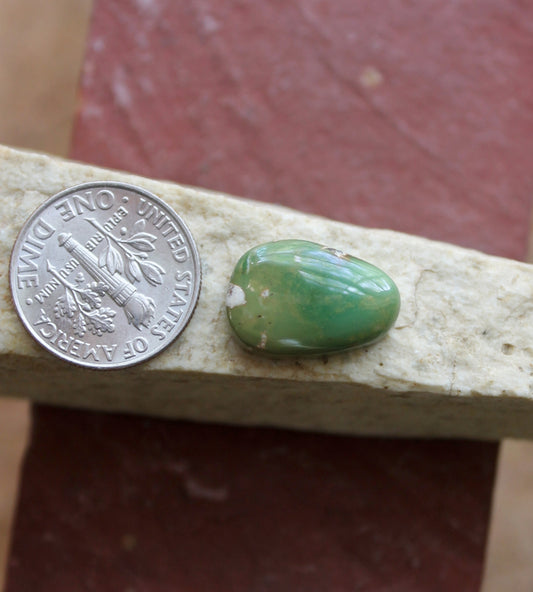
<box><xmin>226</xmin><ymin>284</ymin><xmax>246</xmax><ymax>309</ymax></box>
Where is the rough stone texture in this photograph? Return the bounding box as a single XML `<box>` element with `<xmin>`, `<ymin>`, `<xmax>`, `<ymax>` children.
<box><xmin>2</xmin><ymin>145</ymin><xmax>533</xmax><ymax>439</ymax></box>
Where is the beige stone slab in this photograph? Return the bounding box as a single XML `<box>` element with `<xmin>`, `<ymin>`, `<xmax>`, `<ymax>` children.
<box><xmin>1</xmin><ymin>144</ymin><xmax>533</xmax><ymax>439</ymax></box>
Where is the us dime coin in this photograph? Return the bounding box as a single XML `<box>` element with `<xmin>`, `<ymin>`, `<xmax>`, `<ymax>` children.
<box><xmin>10</xmin><ymin>182</ymin><xmax>201</xmax><ymax>369</ymax></box>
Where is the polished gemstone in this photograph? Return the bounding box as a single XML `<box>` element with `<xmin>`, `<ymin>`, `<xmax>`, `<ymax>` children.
<box><xmin>226</xmin><ymin>240</ymin><xmax>400</xmax><ymax>355</ymax></box>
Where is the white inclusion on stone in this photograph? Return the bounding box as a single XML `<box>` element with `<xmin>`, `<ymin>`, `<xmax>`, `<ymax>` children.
<box><xmin>261</xmin><ymin>288</ymin><xmax>270</xmax><ymax>298</ymax></box>
<box><xmin>226</xmin><ymin>284</ymin><xmax>246</xmax><ymax>308</ymax></box>
<box><xmin>258</xmin><ymin>332</ymin><xmax>268</xmax><ymax>349</ymax></box>
<box><xmin>294</xmin><ymin>255</ymin><xmax>302</xmax><ymax>263</ymax></box>
<box><xmin>327</xmin><ymin>248</ymin><xmax>344</xmax><ymax>258</ymax></box>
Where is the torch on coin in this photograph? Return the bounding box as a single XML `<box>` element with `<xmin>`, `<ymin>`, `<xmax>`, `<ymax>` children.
<box><xmin>57</xmin><ymin>232</ymin><xmax>155</xmax><ymax>329</ymax></box>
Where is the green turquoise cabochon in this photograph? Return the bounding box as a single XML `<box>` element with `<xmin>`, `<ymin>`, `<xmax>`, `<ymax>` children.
<box><xmin>226</xmin><ymin>240</ymin><xmax>400</xmax><ymax>356</ymax></box>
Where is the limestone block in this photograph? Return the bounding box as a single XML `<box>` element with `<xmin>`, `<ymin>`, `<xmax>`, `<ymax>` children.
<box><xmin>1</xmin><ymin>144</ymin><xmax>532</xmax><ymax>439</ymax></box>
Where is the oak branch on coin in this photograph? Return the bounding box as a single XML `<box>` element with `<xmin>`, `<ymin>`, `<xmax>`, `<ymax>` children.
<box><xmin>2</xmin><ymin>145</ymin><xmax>533</xmax><ymax>439</ymax></box>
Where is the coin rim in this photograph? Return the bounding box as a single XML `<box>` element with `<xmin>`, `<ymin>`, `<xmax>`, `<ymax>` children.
<box><xmin>9</xmin><ymin>181</ymin><xmax>202</xmax><ymax>370</ymax></box>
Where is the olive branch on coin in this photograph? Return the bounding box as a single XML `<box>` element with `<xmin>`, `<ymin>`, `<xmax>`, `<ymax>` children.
<box><xmin>86</xmin><ymin>218</ymin><xmax>165</xmax><ymax>286</ymax></box>
<box><xmin>55</xmin><ymin>229</ymin><xmax>157</xmax><ymax>331</ymax></box>
<box><xmin>47</xmin><ymin>264</ymin><xmax>116</xmax><ymax>337</ymax></box>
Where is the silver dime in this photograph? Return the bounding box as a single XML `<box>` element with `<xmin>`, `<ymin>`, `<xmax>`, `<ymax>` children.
<box><xmin>10</xmin><ymin>182</ymin><xmax>201</xmax><ymax>369</ymax></box>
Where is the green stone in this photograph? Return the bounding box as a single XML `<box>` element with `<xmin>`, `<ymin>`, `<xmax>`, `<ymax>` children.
<box><xmin>226</xmin><ymin>239</ymin><xmax>400</xmax><ymax>356</ymax></box>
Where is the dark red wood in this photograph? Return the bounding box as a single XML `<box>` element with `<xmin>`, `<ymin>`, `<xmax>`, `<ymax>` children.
<box><xmin>8</xmin><ymin>408</ymin><xmax>495</xmax><ymax>592</ymax></box>
<box><xmin>71</xmin><ymin>0</ymin><xmax>533</xmax><ymax>260</ymax></box>
<box><xmin>10</xmin><ymin>0</ymin><xmax>532</xmax><ymax>589</ymax></box>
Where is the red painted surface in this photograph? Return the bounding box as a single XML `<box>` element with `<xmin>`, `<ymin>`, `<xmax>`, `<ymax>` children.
<box><xmin>10</xmin><ymin>0</ymin><xmax>533</xmax><ymax>589</ymax></box>
<box><xmin>71</xmin><ymin>0</ymin><xmax>533</xmax><ymax>259</ymax></box>
<box><xmin>8</xmin><ymin>408</ymin><xmax>495</xmax><ymax>592</ymax></box>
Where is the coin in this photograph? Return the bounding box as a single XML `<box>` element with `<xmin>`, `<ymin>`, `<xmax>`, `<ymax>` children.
<box><xmin>10</xmin><ymin>182</ymin><xmax>201</xmax><ymax>369</ymax></box>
